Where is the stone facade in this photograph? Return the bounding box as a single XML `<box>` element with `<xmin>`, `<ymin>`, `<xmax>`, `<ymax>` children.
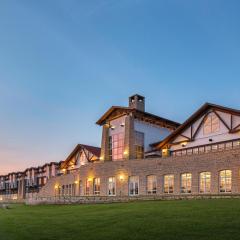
<box><xmin>39</xmin><ymin>147</ymin><xmax>240</xmax><ymax>198</ymax></box>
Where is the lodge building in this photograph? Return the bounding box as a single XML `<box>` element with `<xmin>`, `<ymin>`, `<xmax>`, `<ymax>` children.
<box><xmin>1</xmin><ymin>94</ymin><xmax>240</xmax><ymax>202</ymax></box>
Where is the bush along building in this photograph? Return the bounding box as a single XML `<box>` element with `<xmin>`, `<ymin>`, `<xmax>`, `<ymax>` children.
<box><xmin>1</xmin><ymin>94</ymin><xmax>240</xmax><ymax>203</ymax></box>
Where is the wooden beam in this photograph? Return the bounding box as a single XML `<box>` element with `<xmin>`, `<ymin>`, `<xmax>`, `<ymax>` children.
<box><xmin>213</xmin><ymin>110</ymin><xmax>230</xmax><ymax>130</ymax></box>
<box><xmin>180</xmin><ymin>134</ymin><xmax>191</xmax><ymax>140</ymax></box>
<box><xmin>192</xmin><ymin>112</ymin><xmax>209</xmax><ymax>139</ymax></box>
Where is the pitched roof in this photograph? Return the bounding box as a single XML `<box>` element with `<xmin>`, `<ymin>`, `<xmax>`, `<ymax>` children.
<box><xmin>61</xmin><ymin>144</ymin><xmax>101</xmax><ymax>169</ymax></box>
<box><xmin>155</xmin><ymin>102</ymin><xmax>240</xmax><ymax>149</ymax></box>
<box><xmin>96</xmin><ymin>106</ymin><xmax>180</xmax><ymax>129</ymax></box>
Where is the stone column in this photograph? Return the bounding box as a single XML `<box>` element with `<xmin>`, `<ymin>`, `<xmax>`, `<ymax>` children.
<box><xmin>100</xmin><ymin>124</ymin><xmax>110</xmax><ymax>161</ymax></box>
<box><xmin>124</xmin><ymin>115</ymin><xmax>135</xmax><ymax>160</ymax></box>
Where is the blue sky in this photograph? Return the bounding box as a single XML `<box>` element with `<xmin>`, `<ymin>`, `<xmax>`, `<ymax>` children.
<box><xmin>0</xmin><ymin>0</ymin><xmax>240</xmax><ymax>174</ymax></box>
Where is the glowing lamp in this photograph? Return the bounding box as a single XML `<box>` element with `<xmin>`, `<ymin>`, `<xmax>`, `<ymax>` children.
<box><xmin>119</xmin><ymin>175</ymin><xmax>124</xmax><ymax>181</ymax></box>
<box><xmin>181</xmin><ymin>142</ymin><xmax>187</xmax><ymax>147</ymax></box>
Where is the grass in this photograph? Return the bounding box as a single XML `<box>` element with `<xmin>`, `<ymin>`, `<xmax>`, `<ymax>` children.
<box><xmin>1</xmin><ymin>199</ymin><xmax>240</xmax><ymax>240</ymax></box>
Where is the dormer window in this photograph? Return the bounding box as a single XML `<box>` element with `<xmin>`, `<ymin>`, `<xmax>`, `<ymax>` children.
<box><xmin>203</xmin><ymin>113</ymin><xmax>220</xmax><ymax>135</ymax></box>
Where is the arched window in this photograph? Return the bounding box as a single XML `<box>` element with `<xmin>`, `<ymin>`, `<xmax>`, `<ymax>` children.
<box><xmin>147</xmin><ymin>175</ymin><xmax>157</xmax><ymax>194</ymax></box>
<box><xmin>203</xmin><ymin>113</ymin><xmax>220</xmax><ymax>135</ymax></box>
<box><xmin>181</xmin><ymin>173</ymin><xmax>192</xmax><ymax>193</ymax></box>
<box><xmin>220</xmin><ymin>170</ymin><xmax>232</xmax><ymax>193</ymax></box>
<box><xmin>199</xmin><ymin>172</ymin><xmax>211</xmax><ymax>193</ymax></box>
<box><xmin>164</xmin><ymin>175</ymin><xmax>174</xmax><ymax>194</ymax></box>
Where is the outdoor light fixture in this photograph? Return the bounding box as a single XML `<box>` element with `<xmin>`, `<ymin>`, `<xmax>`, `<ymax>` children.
<box><xmin>181</xmin><ymin>142</ymin><xmax>187</xmax><ymax>147</ymax></box>
<box><xmin>54</xmin><ymin>184</ymin><xmax>59</xmax><ymax>189</ymax></box>
<box><xmin>120</xmin><ymin>123</ymin><xmax>125</xmax><ymax>127</ymax></box>
<box><xmin>119</xmin><ymin>175</ymin><xmax>124</xmax><ymax>181</ymax></box>
<box><xmin>123</xmin><ymin>150</ymin><xmax>128</xmax><ymax>155</ymax></box>
<box><xmin>110</xmin><ymin>125</ymin><xmax>115</xmax><ymax>130</ymax></box>
<box><xmin>74</xmin><ymin>181</ymin><xmax>78</xmax><ymax>184</ymax></box>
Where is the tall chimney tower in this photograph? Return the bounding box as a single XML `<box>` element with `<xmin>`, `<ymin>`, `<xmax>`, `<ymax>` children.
<box><xmin>129</xmin><ymin>94</ymin><xmax>145</xmax><ymax>112</ymax></box>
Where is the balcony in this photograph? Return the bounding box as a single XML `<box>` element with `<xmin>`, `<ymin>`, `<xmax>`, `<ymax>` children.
<box><xmin>171</xmin><ymin>138</ymin><xmax>240</xmax><ymax>157</ymax></box>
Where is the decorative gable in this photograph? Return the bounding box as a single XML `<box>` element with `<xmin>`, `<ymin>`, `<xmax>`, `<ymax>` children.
<box><xmin>157</xmin><ymin>103</ymin><xmax>240</xmax><ymax>151</ymax></box>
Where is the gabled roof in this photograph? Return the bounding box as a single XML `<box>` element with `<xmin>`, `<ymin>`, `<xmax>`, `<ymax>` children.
<box><xmin>61</xmin><ymin>144</ymin><xmax>101</xmax><ymax>169</ymax></box>
<box><xmin>155</xmin><ymin>102</ymin><xmax>240</xmax><ymax>149</ymax></box>
<box><xmin>96</xmin><ymin>106</ymin><xmax>180</xmax><ymax>129</ymax></box>
<box><xmin>96</xmin><ymin>106</ymin><xmax>131</xmax><ymax>125</ymax></box>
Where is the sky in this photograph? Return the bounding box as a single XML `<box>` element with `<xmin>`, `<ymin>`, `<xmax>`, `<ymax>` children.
<box><xmin>0</xmin><ymin>0</ymin><xmax>240</xmax><ymax>174</ymax></box>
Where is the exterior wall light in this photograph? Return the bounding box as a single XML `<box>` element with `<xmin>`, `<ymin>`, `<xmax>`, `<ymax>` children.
<box><xmin>100</xmin><ymin>156</ymin><xmax>104</xmax><ymax>160</ymax></box>
<box><xmin>119</xmin><ymin>175</ymin><xmax>124</xmax><ymax>181</ymax></box>
<box><xmin>181</xmin><ymin>142</ymin><xmax>187</xmax><ymax>147</ymax></box>
<box><xmin>123</xmin><ymin>150</ymin><xmax>128</xmax><ymax>156</ymax></box>
<box><xmin>54</xmin><ymin>184</ymin><xmax>59</xmax><ymax>189</ymax></box>
<box><xmin>74</xmin><ymin>181</ymin><xmax>79</xmax><ymax>184</ymax></box>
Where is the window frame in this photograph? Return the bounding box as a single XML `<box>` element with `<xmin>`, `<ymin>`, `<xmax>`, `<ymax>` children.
<box><xmin>108</xmin><ymin>177</ymin><xmax>116</xmax><ymax>196</ymax></box>
<box><xmin>199</xmin><ymin>172</ymin><xmax>211</xmax><ymax>193</ymax></box>
<box><xmin>219</xmin><ymin>170</ymin><xmax>232</xmax><ymax>193</ymax></box>
<box><xmin>147</xmin><ymin>175</ymin><xmax>157</xmax><ymax>194</ymax></box>
<box><xmin>164</xmin><ymin>174</ymin><xmax>174</xmax><ymax>194</ymax></box>
<box><xmin>129</xmin><ymin>176</ymin><xmax>139</xmax><ymax>196</ymax></box>
<box><xmin>181</xmin><ymin>173</ymin><xmax>192</xmax><ymax>194</ymax></box>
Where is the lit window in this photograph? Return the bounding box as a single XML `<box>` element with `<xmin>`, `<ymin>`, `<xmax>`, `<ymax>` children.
<box><xmin>199</xmin><ymin>172</ymin><xmax>211</xmax><ymax>193</ymax></box>
<box><xmin>93</xmin><ymin>178</ymin><xmax>100</xmax><ymax>195</ymax></box>
<box><xmin>129</xmin><ymin>176</ymin><xmax>139</xmax><ymax>196</ymax></box>
<box><xmin>220</xmin><ymin>170</ymin><xmax>232</xmax><ymax>193</ymax></box>
<box><xmin>164</xmin><ymin>175</ymin><xmax>174</xmax><ymax>194</ymax></box>
<box><xmin>203</xmin><ymin>113</ymin><xmax>220</xmax><ymax>135</ymax></box>
<box><xmin>85</xmin><ymin>179</ymin><xmax>91</xmax><ymax>195</ymax></box>
<box><xmin>181</xmin><ymin>173</ymin><xmax>192</xmax><ymax>193</ymax></box>
<box><xmin>147</xmin><ymin>175</ymin><xmax>157</xmax><ymax>194</ymax></box>
<box><xmin>111</xmin><ymin>133</ymin><xmax>124</xmax><ymax>160</ymax></box>
<box><xmin>134</xmin><ymin>131</ymin><xmax>144</xmax><ymax>159</ymax></box>
<box><xmin>108</xmin><ymin>177</ymin><xmax>116</xmax><ymax>196</ymax></box>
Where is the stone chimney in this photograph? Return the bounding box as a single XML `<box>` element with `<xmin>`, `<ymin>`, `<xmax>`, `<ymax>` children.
<box><xmin>129</xmin><ymin>94</ymin><xmax>145</xmax><ymax>112</ymax></box>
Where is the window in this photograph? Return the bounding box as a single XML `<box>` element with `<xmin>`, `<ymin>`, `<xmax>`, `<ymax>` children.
<box><xmin>93</xmin><ymin>178</ymin><xmax>100</xmax><ymax>195</ymax></box>
<box><xmin>108</xmin><ymin>136</ymin><xmax>112</xmax><ymax>160</ymax></box>
<box><xmin>220</xmin><ymin>170</ymin><xmax>232</xmax><ymax>193</ymax></box>
<box><xmin>108</xmin><ymin>177</ymin><xmax>116</xmax><ymax>196</ymax></box>
<box><xmin>164</xmin><ymin>175</ymin><xmax>174</xmax><ymax>194</ymax></box>
<box><xmin>111</xmin><ymin>133</ymin><xmax>124</xmax><ymax>160</ymax></box>
<box><xmin>181</xmin><ymin>173</ymin><xmax>192</xmax><ymax>193</ymax></box>
<box><xmin>129</xmin><ymin>176</ymin><xmax>139</xmax><ymax>196</ymax></box>
<box><xmin>199</xmin><ymin>172</ymin><xmax>211</xmax><ymax>193</ymax></box>
<box><xmin>203</xmin><ymin>113</ymin><xmax>220</xmax><ymax>135</ymax></box>
<box><xmin>187</xmin><ymin>149</ymin><xmax>193</xmax><ymax>155</ymax></box>
<box><xmin>85</xmin><ymin>179</ymin><xmax>91</xmax><ymax>195</ymax></box>
<box><xmin>134</xmin><ymin>131</ymin><xmax>144</xmax><ymax>159</ymax></box>
<box><xmin>193</xmin><ymin>148</ymin><xmax>199</xmax><ymax>154</ymax></box>
<box><xmin>147</xmin><ymin>175</ymin><xmax>157</xmax><ymax>194</ymax></box>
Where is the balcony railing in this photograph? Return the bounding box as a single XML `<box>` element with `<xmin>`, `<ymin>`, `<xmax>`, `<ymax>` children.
<box><xmin>172</xmin><ymin>138</ymin><xmax>240</xmax><ymax>157</ymax></box>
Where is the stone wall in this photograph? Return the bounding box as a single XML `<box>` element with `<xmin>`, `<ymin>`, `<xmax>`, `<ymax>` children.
<box><xmin>38</xmin><ymin>147</ymin><xmax>240</xmax><ymax>198</ymax></box>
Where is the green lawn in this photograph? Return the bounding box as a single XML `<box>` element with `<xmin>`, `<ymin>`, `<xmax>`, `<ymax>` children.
<box><xmin>1</xmin><ymin>199</ymin><xmax>240</xmax><ymax>240</ymax></box>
